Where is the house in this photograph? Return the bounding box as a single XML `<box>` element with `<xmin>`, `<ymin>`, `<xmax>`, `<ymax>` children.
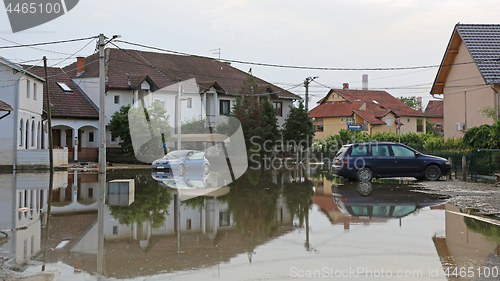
<box><xmin>0</xmin><ymin>57</ymin><xmax>67</xmax><ymax>169</ymax></box>
<box><xmin>309</xmin><ymin>84</ymin><xmax>428</xmax><ymax>140</ymax></box>
<box><xmin>430</xmin><ymin>23</ymin><xmax>500</xmax><ymax>139</ymax></box>
<box><xmin>26</xmin><ymin>66</ymin><xmax>99</xmax><ymax>162</ymax></box>
<box><xmin>62</xmin><ymin>49</ymin><xmax>299</xmax><ymax>149</ymax></box>
<box><xmin>424</xmin><ymin>100</ymin><xmax>444</xmax><ymax>135</ymax></box>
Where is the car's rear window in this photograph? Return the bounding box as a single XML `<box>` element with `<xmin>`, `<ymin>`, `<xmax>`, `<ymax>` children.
<box><xmin>350</xmin><ymin>145</ymin><xmax>368</xmax><ymax>156</ymax></box>
<box><xmin>334</xmin><ymin>146</ymin><xmax>349</xmax><ymax>158</ymax></box>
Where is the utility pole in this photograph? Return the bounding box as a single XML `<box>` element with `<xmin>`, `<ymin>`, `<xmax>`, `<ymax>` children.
<box><xmin>177</xmin><ymin>82</ymin><xmax>182</xmax><ymax>150</ymax></box>
<box><xmin>303</xmin><ymin>76</ymin><xmax>318</xmax><ymax>111</ymax></box>
<box><xmin>98</xmin><ymin>33</ymin><xmax>106</xmax><ymax>174</ymax></box>
<box><xmin>43</xmin><ymin>57</ymin><xmax>53</xmax><ymax>173</ymax></box>
<box><xmin>97</xmin><ymin>33</ymin><xmax>106</xmax><ymax>281</ymax></box>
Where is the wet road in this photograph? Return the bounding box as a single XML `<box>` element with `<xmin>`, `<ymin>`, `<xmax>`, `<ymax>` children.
<box><xmin>0</xmin><ymin>169</ymin><xmax>499</xmax><ymax>280</ymax></box>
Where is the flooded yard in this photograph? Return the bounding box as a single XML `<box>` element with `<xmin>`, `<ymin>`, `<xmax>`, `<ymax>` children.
<box><xmin>0</xmin><ymin>168</ymin><xmax>499</xmax><ymax>280</ymax></box>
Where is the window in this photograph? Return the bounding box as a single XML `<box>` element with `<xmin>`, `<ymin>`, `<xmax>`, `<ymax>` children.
<box><xmin>220</xmin><ymin>100</ymin><xmax>230</xmax><ymax>115</ymax></box>
<box><xmin>187</xmin><ymin>98</ymin><xmax>192</xmax><ymax>108</ymax></box>
<box><xmin>273</xmin><ymin>102</ymin><xmax>282</xmax><ymax>117</ymax></box>
<box><xmin>315</xmin><ymin>118</ymin><xmax>324</xmax><ymax>132</ymax></box>
<box><xmin>89</xmin><ymin>131</ymin><xmax>94</xmax><ymax>142</ymax></box>
<box><xmin>347</xmin><ymin>117</ymin><xmax>355</xmax><ymax>125</ymax></box>
<box><xmin>88</xmin><ymin>188</ymin><xmax>94</xmax><ymax>198</ymax></box>
<box><xmin>341</xmin><ymin>117</ymin><xmax>344</xmax><ymax>123</ymax></box>
<box><xmin>386</xmin><ymin>118</ymin><xmax>392</xmax><ymax>126</ymax></box>
<box><xmin>371</xmin><ymin>145</ymin><xmax>391</xmax><ymax>157</ymax></box>
<box><xmin>33</xmin><ymin>83</ymin><xmax>37</xmax><ymax>100</ymax></box>
<box><xmin>219</xmin><ymin>212</ymin><xmax>230</xmax><ymax>226</ymax></box>
<box><xmin>407</xmin><ymin>118</ymin><xmax>410</xmax><ymax>123</ymax></box>
<box><xmin>350</xmin><ymin>145</ymin><xmax>368</xmax><ymax>156</ymax></box>
<box><xmin>26</xmin><ymin>80</ymin><xmax>30</xmax><ymax>98</ymax></box>
<box><xmin>19</xmin><ymin>119</ymin><xmax>23</xmax><ymax>146</ymax></box>
<box><xmin>56</xmin><ymin>82</ymin><xmax>73</xmax><ymax>92</ymax></box>
<box><xmin>186</xmin><ymin>219</ymin><xmax>192</xmax><ymax>230</ymax></box>
<box><xmin>113</xmin><ymin>226</ymin><xmax>118</xmax><ymax>235</ymax></box>
<box><xmin>391</xmin><ymin>145</ymin><xmax>416</xmax><ymax>157</ymax></box>
<box><xmin>114</xmin><ymin>95</ymin><xmax>120</xmax><ymax>104</ymax></box>
<box><xmin>31</xmin><ymin>120</ymin><xmax>35</xmax><ymax>147</ymax></box>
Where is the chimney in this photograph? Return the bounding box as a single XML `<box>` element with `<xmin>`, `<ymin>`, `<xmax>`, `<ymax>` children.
<box><xmin>343</xmin><ymin>83</ymin><xmax>349</xmax><ymax>89</ymax></box>
<box><xmin>76</xmin><ymin>57</ymin><xmax>85</xmax><ymax>76</ymax></box>
<box><xmin>362</xmin><ymin>74</ymin><xmax>368</xmax><ymax>90</ymax></box>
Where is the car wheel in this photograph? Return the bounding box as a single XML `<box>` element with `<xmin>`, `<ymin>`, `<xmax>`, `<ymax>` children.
<box><xmin>356</xmin><ymin>167</ymin><xmax>373</xmax><ymax>181</ymax></box>
<box><xmin>177</xmin><ymin>164</ymin><xmax>185</xmax><ymax>177</ymax></box>
<box><xmin>203</xmin><ymin>163</ymin><xmax>210</xmax><ymax>175</ymax></box>
<box><xmin>424</xmin><ymin>165</ymin><xmax>442</xmax><ymax>181</ymax></box>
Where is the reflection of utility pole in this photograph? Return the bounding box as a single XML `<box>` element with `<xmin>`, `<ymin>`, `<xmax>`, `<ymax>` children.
<box><xmin>304</xmin><ymin>204</ymin><xmax>310</xmax><ymax>251</ymax></box>
<box><xmin>41</xmin><ymin>172</ymin><xmax>53</xmax><ymax>272</ymax></box>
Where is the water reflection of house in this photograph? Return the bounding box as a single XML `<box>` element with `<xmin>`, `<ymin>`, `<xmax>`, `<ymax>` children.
<box><xmin>0</xmin><ymin>171</ymin><xmax>67</xmax><ymax>268</ymax></box>
<box><xmin>433</xmin><ymin>204</ymin><xmax>500</xmax><ymax>274</ymax></box>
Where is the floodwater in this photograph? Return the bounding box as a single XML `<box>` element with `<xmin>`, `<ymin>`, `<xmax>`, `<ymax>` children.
<box><xmin>1</xmin><ymin>168</ymin><xmax>499</xmax><ymax>280</ymax></box>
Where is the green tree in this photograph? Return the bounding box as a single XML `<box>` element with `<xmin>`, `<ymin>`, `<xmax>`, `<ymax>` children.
<box><xmin>479</xmin><ymin>105</ymin><xmax>500</xmax><ymax>121</ymax></box>
<box><xmin>282</xmin><ymin>101</ymin><xmax>315</xmax><ymax>151</ymax></box>
<box><xmin>230</xmin><ymin>74</ymin><xmax>267</xmax><ymax>152</ymax></box>
<box><xmin>109</xmin><ymin>103</ymin><xmax>172</xmax><ymax>155</ymax></box>
<box><xmin>398</xmin><ymin>96</ymin><xmax>422</xmax><ymax>110</ymax></box>
<box><xmin>261</xmin><ymin>97</ymin><xmax>281</xmax><ymax>154</ymax></box>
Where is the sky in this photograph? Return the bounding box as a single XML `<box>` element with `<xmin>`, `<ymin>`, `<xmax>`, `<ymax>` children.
<box><xmin>1</xmin><ymin>0</ymin><xmax>500</xmax><ymax>109</ymax></box>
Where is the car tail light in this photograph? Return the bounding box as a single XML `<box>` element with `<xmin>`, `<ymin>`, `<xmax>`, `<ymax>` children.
<box><xmin>335</xmin><ymin>159</ymin><xmax>347</xmax><ymax>165</ymax></box>
<box><xmin>339</xmin><ymin>197</ymin><xmax>348</xmax><ymax>202</ymax></box>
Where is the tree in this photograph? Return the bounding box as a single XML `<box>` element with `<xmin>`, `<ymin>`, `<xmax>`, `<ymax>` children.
<box><xmin>282</xmin><ymin>101</ymin><xmax>315</xmax><ymax>151</ymax></box>
<box><xmin>260</xmin><ymin>97</ymin><xmax>281</xmax><ymax>154</ymax></box>
<box><xmin>109</xmin><ymin>103</ymin><xmax>172</xmax><ymax>156</ymax></box>
<box><xmin>230</xmin><ymin>74</ymin><xmax>266</xmax><ymax>152</ymax></box>
<box><xmin>398</xmin><ymin>96</ymin><xmax>422</xmax><ymax>111</ymax></box>
<box><xmin>479</xmin><ymin>105</ymin><xmax>500</xmax><ymax>121</ymax></box>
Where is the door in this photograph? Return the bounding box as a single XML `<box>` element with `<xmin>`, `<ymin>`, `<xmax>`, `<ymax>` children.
<box><xmin>185</xmin><ymin>151</ymin><xmax>205</xmax><ymax>173</ymax></box>
<box><xmin>390</xmin><ymin>145</ymin><xmax>425</xmax><ymax>176</ymax></box>
<box><xmin>369</xmin><ymin>144</ymin><xmax>396</xmax><ymax>177</ymax></box>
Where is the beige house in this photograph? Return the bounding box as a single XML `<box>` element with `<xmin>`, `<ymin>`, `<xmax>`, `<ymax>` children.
<box><xmin>309</xmin><ymin>86</ymin><xmax>427</xmax><ymax>140</ymax></box>
<box><xmin>430</xmin><ymin>24</ymin><xmax>500</xmax><ymax>139</ymax></box>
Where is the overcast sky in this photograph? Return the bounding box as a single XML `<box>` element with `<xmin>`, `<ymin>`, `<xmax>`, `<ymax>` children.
<box><xmin>1</xmin><ymin>0</ymin><xmax>499</xmax><ymax>108</ymax></box>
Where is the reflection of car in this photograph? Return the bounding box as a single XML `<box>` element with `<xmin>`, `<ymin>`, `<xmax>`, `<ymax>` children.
<box><xmin>151</xmin><ymin>150</ymin><xmax>210</xmax><ymax>177</ymax></box>
<box><xmin>332</xmin><ymin>181</ymin><xmax>447</xmax><ymax>219</ymax></box>
<box><xmin>151</xmin><ymin>170</ymin><xmax>210</xmax><ymax>189</ymax></box>
<box><xmin>331</xmin><ymin>142</ymin><xmax>451</xmax><ymax>181</ymax></box>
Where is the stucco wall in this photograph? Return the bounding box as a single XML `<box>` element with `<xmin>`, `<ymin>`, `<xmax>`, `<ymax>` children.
<box><xmin>443</xmin><ymin>42</ymin><xmax>496</xmax><ymax>139</ymax></box>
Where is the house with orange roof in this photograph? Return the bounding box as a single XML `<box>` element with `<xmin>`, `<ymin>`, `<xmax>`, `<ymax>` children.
<box><xmin>309</xmin><ymin>84</ymin><xmax>428</xmax><ymax>139</ymax></box>
<box><xmin>424</xmin><ymin>100</ymin><xmax>444</xmax><ymax>135</ymax></box>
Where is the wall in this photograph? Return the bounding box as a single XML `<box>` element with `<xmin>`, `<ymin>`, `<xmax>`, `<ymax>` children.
<box><xmin>16</xmin><ymin>149</ymin><xmax>68</xmax><ymax>168</ymax></box>
<box><xmin>443</xmin><ymin>42</ymin><xmax>495</xmax><ymax>139</ymax></box>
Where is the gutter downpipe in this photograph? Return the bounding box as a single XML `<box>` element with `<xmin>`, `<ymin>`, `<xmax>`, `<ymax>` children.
<box><xmin>490</xmin><ymin>84</ymin><xmax>499</xmax><ymax>121</ymax></box>
<box><xmin>13</xmin><ymin>75</ymin><xmax>20</xmax><ymax>170</ymax></box>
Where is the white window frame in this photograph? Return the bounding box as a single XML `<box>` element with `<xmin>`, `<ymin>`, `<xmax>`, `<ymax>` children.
<box><xmin>114</xmin><ymin>95</ymin><xmax>120</xmax><ymax>105</ymax></box>
<box><xmin>186</xmin><ymin>98</ymin><xmax>192</xmax><ymax>108</ymax></box>
<box><xmin>33</xmin><ymin>83</ymin><xmax>37</xmax><ymax>100</ymax></box>
<box><xmin>26</xmin><ymin>80</ymin><xmax>30</xmax><ymax>98</ymax></box>
<box><xmin>346</xmin><ymin>117</ymin><xmax>355</xmax><ymax>125</ymax></box>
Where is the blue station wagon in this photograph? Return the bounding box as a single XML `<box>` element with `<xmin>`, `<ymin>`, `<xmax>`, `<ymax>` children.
<box><xmin>331</xmin><ymin>142</ymin><xmax>451</xmax><ymax>181</ymax></box>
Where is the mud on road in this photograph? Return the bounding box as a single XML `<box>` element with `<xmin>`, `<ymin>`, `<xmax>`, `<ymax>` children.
<box><xmin>415</xmin><ymin>179</ymin><xmax>500</xmax><ymax>218</ymax></box>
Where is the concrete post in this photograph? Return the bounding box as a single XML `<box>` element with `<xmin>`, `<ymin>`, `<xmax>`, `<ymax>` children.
<box><xmin>462</xmin><ymin>156</ymin><xmax>467</xmax><ymax>182</ymax></box>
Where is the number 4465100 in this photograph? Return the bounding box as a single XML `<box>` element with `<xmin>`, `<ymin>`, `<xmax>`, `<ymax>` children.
<box><xmin>444</xmin><ymin>266</ymin><xmax>499</xmax><ymax>278</ymax></box>
<box><xmin>5</xmin><ymin>3</ymin><xmax>62</xmax><ymax>14</ymax></box>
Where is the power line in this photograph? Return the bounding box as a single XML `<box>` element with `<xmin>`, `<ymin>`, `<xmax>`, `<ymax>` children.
<box><xmin>0</xmin><ymin>36</ymin><xmax>98</xmax><ymax>49</ymax></box>
<box><xmin>115</xmin><ymin>39</ymin><xmax>485</xmax><ymax>71</ymax></box>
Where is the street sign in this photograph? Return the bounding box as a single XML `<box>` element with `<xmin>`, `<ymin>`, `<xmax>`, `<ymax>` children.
<box><xmin>347</xmin><ymin>124</ymin><xmax>363</xmax><ymax>130</ymax></box>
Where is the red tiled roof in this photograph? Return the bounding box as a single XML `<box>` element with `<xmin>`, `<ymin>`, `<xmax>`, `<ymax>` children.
<box><xmin>0</xmin><ymin>99</ymin><xmax>13</xmax><ymax>111</ymax></box>
<box><xmin>63</xmin><ymin>48</ymin><xmax>299</xmax><ymax>100</ymax></box>
<box><xmin>26</xmin><ymin>66</ymin><xmax>98</xmax><ymax>119</ymax></box>
<box><xmin>353</xmin><ymin>109</ymin><xmax>386</xmax><ymax>125</ymax></box>
<box><xmin>425</xmin><ymin>100</ymin><xmax>443</xmax><ymax>118</ymax></box>
<box><xmin>309</xmin><ymin>100</ymin><xmax>364</xmax><ymax>118</ymax></box>
<box><xmin>328</xmin><ymin>89</ymin><xmax>428</xmax><ymax>117</ymax></box>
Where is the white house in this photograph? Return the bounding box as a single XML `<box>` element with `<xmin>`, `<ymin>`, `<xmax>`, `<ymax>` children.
<box><xmin>65</xmin><ymin>49</ymin><xmax>298</xmax><ymax>149</ymax></box>
<box><xmin>27</xmin><ymin>65</ymin><xmax>99</xmax><ymax>162</ymax></box>
<box><xmin>0</xmin><ymin>57</ymin><xmax>67</xmax><ymax>169</ymax></box>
